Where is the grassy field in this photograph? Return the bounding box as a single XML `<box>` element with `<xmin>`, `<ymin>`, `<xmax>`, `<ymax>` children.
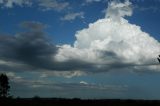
<box><xmin>0</xmin><ymin>98</ymin><xmax>160</xmax><ymax>106</ymax></box>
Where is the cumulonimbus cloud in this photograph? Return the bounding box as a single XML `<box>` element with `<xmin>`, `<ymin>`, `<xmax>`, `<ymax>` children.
<box><xmin>55</xmin><ymin>0</ymin><xmax>160</xmax><ymax>72</ymax></box>
<box><xmin>0</xmin><ymin>0</ymin><xmax>160</xmax><ymax>76</ymax></box>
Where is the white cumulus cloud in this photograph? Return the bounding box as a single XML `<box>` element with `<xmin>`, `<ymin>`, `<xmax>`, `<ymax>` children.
<box><xmin>55</xmin><ymin>0</ymin><xmax>160</xmax><ymax>72</ymax></box>
<box><xmin>106</xmin><ymin>0</ymin><xmax>132</xmax><ymax>21</ymax></box>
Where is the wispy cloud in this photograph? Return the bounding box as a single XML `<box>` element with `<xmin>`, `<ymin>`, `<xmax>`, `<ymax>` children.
<box><xmin>0</xmin><ymin>0</ymin><xmax>32</xmax><ymax>8</ymax></box>
<box><xmin>80</xmin><ymin>81</ymin><xmax>88</xmax><ymax>85</ymax></box>
<box><xmin>20</xmin><ymin>21</ymin><xmax>47</xmax><ymax>31</ymax></box>
<box><xmin>85</xmin><ymin>0</ymin><xmax>102</xmax><ymax>3</ymax></box>
<box><xmin>134</xmin><ymin>5</ymin><xmax>160</xmax><ymax>12</ymax></box>
<box><xmin>61</xmin><ymin>12</ymin><xmax>84</xmax><ymax>21</ymax></box>
<box><xmin>9</xmin><ymin>74</ymin><xmax>127</xmax><ymax>98</ymax></box>
<box><xmin>82</xmin><ymin>0</ymin><xmax>104</xmax><ymax>6</ymax></box>
<box><xmin>0</xmin><ymin>0</ymin><xmax>69</xmax><ymax>12</ymax></box>
<box><xmin>39</xmin><ymin>70</ymin><xmax>87</xmax><ymax>78</ymax></box>
<box><xmin>38</xmin><ymin>0</ymin><xmax>69</xmax><ymax>12</ymax></box>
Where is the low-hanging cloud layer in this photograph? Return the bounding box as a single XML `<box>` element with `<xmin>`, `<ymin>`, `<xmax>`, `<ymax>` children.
<box><xmin>0</xmin><ymin>0</ymin><xmax>160</xmax><ymax>77</ymax></box>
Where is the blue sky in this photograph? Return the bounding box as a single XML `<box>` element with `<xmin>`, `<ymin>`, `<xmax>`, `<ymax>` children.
<box><xmin>1</xmin><ymin>0</ymin><xmax>160</xmax><ymax>44</ymax></box>
<box><xmin>0</xmin><ymin>0</ymin><xmax>160</xmax><ymax>99</ymax></box>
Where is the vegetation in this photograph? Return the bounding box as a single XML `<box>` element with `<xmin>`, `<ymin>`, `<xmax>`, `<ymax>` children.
<box><xmin>0</xmin><ymin>73</ymin><xmax>10</xmax><ymax>98</ymax></box>
<box><xmin>0</xmin><ymin>98</ymin><xmax>160</xmax><ymax>106</ymax></box>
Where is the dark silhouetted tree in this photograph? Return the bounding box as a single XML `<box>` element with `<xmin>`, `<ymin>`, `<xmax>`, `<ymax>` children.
<box><xmin>158</xmin><ymin>55</ymin><xmax>160</xmax><ymax>63</ymax></box>
<box><xmin>0</xmin><ymin>74</ymin><xmax>10</xmax><ymax>98</ymax></box>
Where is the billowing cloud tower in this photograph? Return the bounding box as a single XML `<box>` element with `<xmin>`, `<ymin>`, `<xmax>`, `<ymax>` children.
<box><xmin>55</xmin><ymin>0</ymin><xmax>160</xmax><ymax>72</ymax></box>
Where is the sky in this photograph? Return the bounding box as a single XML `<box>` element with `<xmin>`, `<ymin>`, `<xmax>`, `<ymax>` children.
<box><xmin>0</xmin><ymin>0</ymin><xmax>160</xmax><ymax>99</ymax></box>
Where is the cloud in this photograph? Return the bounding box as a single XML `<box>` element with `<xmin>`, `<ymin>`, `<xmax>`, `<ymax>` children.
<box><xmin>85</xmin><ymin>0</ymin><xmax>102</xmax><ymax>3</ymax></box>
<box><xmin>29</xmin><ymin>82</ymin><xmax>127</xmax><ymax>93</ymax></box>
<box><xmin>38</xmin><ymin>0</ymin><xmax>69</xmax><ymax>11</ymax></box>
<box><xmin>4</xmin><ymin>71</ymin><xmax>127</xmax><ymax>98</ymax></box>
<box><xmin>106</xmin><ymin>0</ymin><xmax>132</xmax><ymax>21</ymax></box>
<box><xmin>80</xmin><ymin>81</ymin><xmax>88</xmax><ymax>85</ymax></box>
<box><xmin>61</xmin><ymin>12</ymin><xmax>84</xmax><ymax>21</ymax></box>
<box><xmin>6</xmin><ymin>72</ymin><xmax>23</xmax><ymax>82</ymax></box>
<box><xmin>0</xmin><ymin>0</ymin><xmax>3</xmax><ymax>3</ymax></box>
<box><xmin>0</xmin><ymin>21</ymin><xmax>94</xmax><ymax>75</ymax></box>
<box><xmin>0</xmin><ymin>21</ymin><xmax>58</xmax><ymax>71</ymax></box>
<box><xmin>39</xmin><ymin>70</ymin><xmax>87</xmax><ymax>78</ymax></box>
<box><xmin>20</xmin><ymin>21</ymin><xmax>47</xmax><ymax>31</ymax></box>
<box><xmin>134</xmin><ymin>5</ymin><xmax>159</xmax><ymax>13</ymax></box>
<box><xmin>0</xmin><ymin>0</ymin><xmax>32</xmax><ymax>8</ymax></box>
<box><xmin>0</xmin><ymin>0</ymin><xmax>160</xmax><ymax>77</ymax></box>
<box><xmin>9</xmin><ymin>75</ymin><xmax>127</xmax><ymax>98</ymax></box>
<box><xmin>55</xmin><ymin>0</ymin><xmax>160</xmax><ymax>72</ymax></box>
<box><xmin>82</xmin><ymin>0</ymin><xmax>104</xmax><ymax>6</ymax></box>
<box><xmin>0</xmin><ymin>0</ymin><xmax>69</xmax><ymax>12</ymax></box>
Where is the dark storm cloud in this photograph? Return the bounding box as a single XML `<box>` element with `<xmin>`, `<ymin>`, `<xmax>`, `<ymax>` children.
<box><xmin>0</xmin><ymin>22</ymin><xmax>55</xmax><ymax>71</ymax></box>
<box><xmin>0</xmin><ymin>21</ymin><xmax>158</xmax><ymax>73</ymax></box>
<box><xmin>0</xmin><ymin>21</ymin><xmax>95</xmax><ymax>72</ymax></box>
<box><xmin>0</xmin><ymin>32</ymin><xmax>56</xmax><ymax>69</ymax></box>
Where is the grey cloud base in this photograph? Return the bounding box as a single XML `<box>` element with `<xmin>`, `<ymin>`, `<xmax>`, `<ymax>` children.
<box><xmin>0</xmin><ymin>22</ymin><xmax>95</xmax><ymax>73</ymax></box>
